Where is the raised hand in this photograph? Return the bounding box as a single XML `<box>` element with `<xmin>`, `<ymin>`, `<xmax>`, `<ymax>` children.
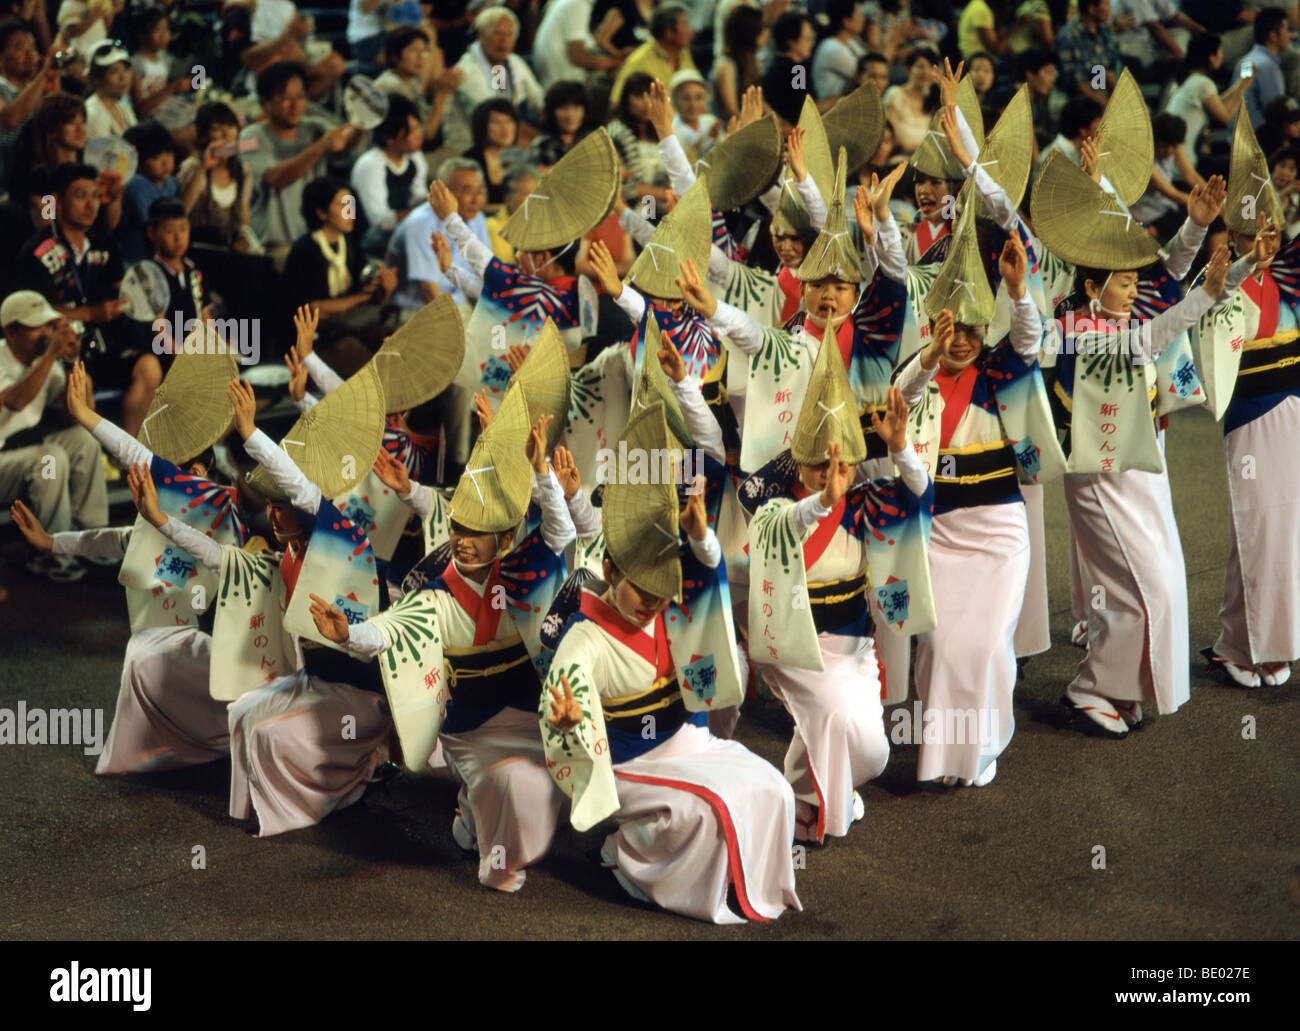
<box><xmin>674</xmin><ymin>257</ymin><xmax>717</xmax><ymax>317</ymax></box>
<box><xmin>126</xmin><ymin>462</ymin><xmax>165</xmax><ymax>529</ymax></box>
<box><xmin>680</xmin><ymin>480</ymin><xmax>708</xmax><ymax>540</ymax></box>
<box><xmin>551</xmin><ymin>445</ymin><xmax>581</xmax><ymax>500</ymax></box>
<box><xmin>65</xmin><ymin>360</ymin><xmax>96</xmax><ymax>429</ymax></box>
<box><xmin>646</xmin><ymin>79</ymin><xmax>674</xmax><ymax>140</ymax></box>
<box><xmin>428</xmin><ymin>178</ymin><xmax>458</xmax><ymax>220</ymax></box>
<box><xmin>854</xmin><ymin>182</ymin><xmax>875</xmax><ymax>245</ymax></box>
<box><xmin>940</xmin><ymin>105</ymin><xmax>972</xmax><ymax>170</ymax></box>
<box><xmin>291</xmin><ymin>304</ymin><xmax>319</xmax><ymax>361</ymax></box>
<box><xmin>1250</xmin><ymin>214</ymin><xmax>1282</xmax><ymax>267</ymax></box>
<box><xmin>924</xmin><ymin>308</ymin><xmax>954</xmax><ymax>370</ymax></box>
<box><xmin>999</xmin><ymin>233</ymin><xmax>1027</xmax><ymax>299</ymax></box>
<box><xmin>526</xmin><ymin>414</ymin><xmax>554</xmax><ymax>474</ymax></box>
<box><xmin>10</xmin><ymin>500</ymin><xmax>53</xmax><ymax>551</ymax></box>
<box><xmin>1186</xmin><ymin>174</ymin><xmax>1226</xmax><ymax>227</ymax></box>
<box><xmin>547</xmin><ymin>672</ymin><xmax>583</xmax><ymax>731</ymax></box>
<box><xmin>936</xmin><ymin>57</ymin><xmax>964</xmax><ymax>110</ymax></box>
<box><xmin>473</xmin><ymin>388</ymin><xmax>493</xmax><ymax>430</ymax></box>
<box><xmin>739</xmin><ymin>85</ymin><xmax>764</xmax><ymax>128</ymax></box>
<box><xmin>1079</xmin><ymin>136</ymin><xmax>1100</xmax><ymax>184</ymax></box>
<box><xmin>1202</xmin><ymin>242</ymin><xmax>1231</xmax><ymax>299</ymax></box>
<box><xmin>870</xmin><ymin>386</ymin><xmax>910</xmax><ymax>454</ymax></box>
<box><xmin>871</xmin><ymin>159</ymin><xmax>908</xmax><ymax>221</ymax></box>
<box><xmin>226</xmin><ymin>379</ymin><xmax>258</xmax><ymax>440</ymax></box>
<box><xmin>308</xmin><ymin>593</ymin><xmax>350</xmax><ymax>644</ymax></box>
<box><xmin>657</xmin><ymin>334</ymin><xmax>686</xmax><ymax>383</ymax></box>
<box><xmin>663</xmin><ymin>188</ymin><xmax>679</xmax><ymax>213</ymax></box>
<box><xmin>818</xmin><ymin>442</ymin><xmax>852</xmax><ymax>509</ymax></box>
<box><xmin>786</xmin><ymin>125</ymin><xmax>808</xmax><ymax>183</ymax></box>
<box><xmin>505</xmin><ymin>343</ymin><xmax>531</xmax><ymax>373</ymax></box>
<box><xmin>284</xmin><ymin>345</ymin><xmax>308</xmax><ymax>403</ymax></box>
<box><xmin>430</xmin><ymin>229</ymin><xmax>453</xmax><ymax>274</ymax></box>
<box><xmin>372</xmin><ymin>448</ymin><xmax>410</xmax><ymax>494</ymax></box>
<box><xmin>588</xmin><ymin>239</ymin><xmax>622</xmax><ymax>298</ymax></box>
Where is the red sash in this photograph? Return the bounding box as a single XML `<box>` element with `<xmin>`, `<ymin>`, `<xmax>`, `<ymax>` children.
<box><xmin>936</xmin><ymin>365</ymin><xmax>978</xmax><ymax>450</ymax></box>
<box><xmin>802</xmin><ymin>312</ymin><xmax>856</xmax><ymax>368</ymax></box>
<box><xmin>915</xmin><ymin>218</ymin><xmax>949</xmax><ymax>257</ymax></box>
<box><xmin>792</xmin><ymin>483</ymin><xmax>847</xmax><ymax>568</ymax></box>
<box><xmin>442</xmin><ymin>558</ymin><xmax>505</xmax><ymax>646</ymax></box>
<box><xmin>777</xmin><ymin>266</ymin><xmax>801</xmax><ymax>323</ymax></box>
<box><xmin>546</xmin><ymin>274</ymin><xmax>577</xmax><ymax>293</ymax></box>
<box><xmin>1242</xmin><ymin>271</ymin><xmax>1279</xmax><ymax>341</ymax></box>
<box><xmin>279</xmin><ymin>543</ymin><xmax>305</xmax><ymax>605</ymax></box>
<box><xmin>580</xmin><ymin>591</ymin><xmax>672</xmax><ymax>676</ymax></box>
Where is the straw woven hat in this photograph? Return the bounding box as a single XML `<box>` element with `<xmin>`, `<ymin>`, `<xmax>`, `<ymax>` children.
<box><xmin>369</xmin><ymin>293</ymin><xmax>464</xmax><ymax>413</ymax></box>
<box><xmin>510</xmin><ymin>317</ymin><xmax>571</xmax><ymax>450</ymax></box>
<box><xmin>1095</xmin><ymin>69</ymin><xmax>1153</xmax><ymax>207</ymax></box>
<box><xmin>602</xmin><ymin>401</ymin><xmax>682</xmax><ymax>602</ymax></box>
<box><xmin>501</xmin><ymin>128</ymin><xmax>619</xmax><ymax>251</ymax></box>
<box><xmin>1030</xmin><ymin>150</ymin><xmax>1164</xmax><ymax>270</ymax></box>
<box><xmin>696</xmin><ymin>112</ymin><xmax>783</xmax><ymax>212</ymax></box>
<box><xmin>924</xmin><ymin>201</ymin><xmax>996</xmax><ymax>327</ymax></box>
<box><xmin>792</xmin><ymin>321</ymin><xmax>868</xmax><ymax>465</ymax></box>
<box><xmin>137</xmin><ymin>342</ymin><xmax>236</xmax><ymax>464</ymax></box>
<box><xmin>797</xmin><ymin>147</ymin><xmax>864</xmax><ymax>283</ymax></box>
<box><xmin>631</xmin><ymin>316</ymin><xmax>693</xmax><ymax>449</ymax></box>
<box><xmin>822</xmin><ymin>82</ymin><xmax>886</xmax><ymax>176</ymax></box>
<box><xmin>911</xmin><ymin>76</ymin><xmax>984</xmax><ymax>181</ymax></box>
<box><xmin>770</xmin><ymin>99</ymin><xmax>835</xmax><ymax>238</ymax></box>
<box><xmin>1225</xmin><ymin>110</ymin><xmax>1282</xmax><ymax>234</ymax></box>
<box><xmin>246</xmin><ymin>363</ymin><xmax>387</xmax><ymax>502</ymax></box>
<box><xmin>449</xmin><ymin>380</ymin><xmax>534</xmax><ymax>533</ymax></box>
<box><xmin>625</xmin><ymin>178</ymin><xmax>712</xmax><ymax>299</ymax></box>
<box><xmin>967</xmin><ymin>84</ymin><xmax>1034</xmax><ymax>222</ymax></box>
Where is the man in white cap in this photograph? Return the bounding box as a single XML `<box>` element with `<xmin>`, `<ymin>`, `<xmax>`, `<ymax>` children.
<box><xmin>0</xmin><ymin>290</ymin><xmax>107</xmax><ymax>582</ymax></box>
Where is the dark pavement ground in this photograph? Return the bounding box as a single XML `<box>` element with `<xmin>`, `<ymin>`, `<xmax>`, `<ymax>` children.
<box><xmin>0</xmin><ymin>404</ymin><xmax>1296</xmax><ymax>941</ymax></box>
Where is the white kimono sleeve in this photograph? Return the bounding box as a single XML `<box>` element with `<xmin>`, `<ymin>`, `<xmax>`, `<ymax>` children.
<box><xmin>91</xmin><ymin>418</ymin><xmax>154</xmax><ymax>469</ymax></box>
<box><xmin>244</xmin><ymin>428</ymin><xmax>322</xmax><ymax>515</ymax></box>
<box><xmin>158</xmin><ymin>516</ymin><xmax>223</xmax><ymax>572</ymax></box>
<box><xmin>706</xmin><ymin>298</ymin><xmax>763</xmax><ymax>355</ymax></box>
<box><xmin>534</xmin><ymin>469</ymin><xmax>576</xmax><ymax>553</ymax></box>
<box><xmin>401</xmin><ymin>481</ymin><xmax>434</xmax><ymax>520</ymax></box>
<box><xmin>895</xmin><ymin>351</ymin><xmax>937</xmax><ymax>406</ymax></box>
<box><xmin>669</xmin><ymin>374</ymin><xmax>724</xmax><ymax>463</ymax></box>
<box><xmin>303</xmin><ymin>352</ymin><xmax>344</xmax><ymax>395</ymax></box>
<box><xmin>567</xmin><ymin>489</ymin><xmax>602</xmax><ymax>538</ymax></box>
<box><xmin>51</xmin><ymin>527</ymin><xmax>129</xmax><ymax>560</ymax></box>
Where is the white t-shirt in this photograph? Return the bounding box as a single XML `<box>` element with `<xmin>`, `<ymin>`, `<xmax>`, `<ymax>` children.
<box><xmin>0</xmin><ymin>343</ymin><xmax>66</xmax><ymax>446</ymax></box>
<box><xmin>534</xmin><ymin>0</ymin><xmax>598</xmax><ymax>88</ymax></box>
<box><xmin>84</xmin><ymin>93</ymin><xmax>138</xmax><ymax>140</ymax></box>
<box><xmin>812</xmin><ymin>36</ymin><xmax>865</xmax><ymax>101</ymax></box>
<box><xmin>1113</xmin><ymin>0</ymin><xmax>1178</xmax><ymax>52</ymax></box>
<box><xmin>56</xmin><ymin>1</ymin><xmax>107</xmax><ymax>61</ymax></box>
<box><xmin>251</xmin><ymin>0</ymin><xmax>299</xmax><ymax>44</ymax></box>
<box><xmin>132</xmin><ymin>52</ymin><xmax>170</xmax><ymax>101</ymax></box>
<box><xmin>347</xmin><ymin>0</ymin><xmax>386</xmax><ymax>45</ymax></box>
<box><xmin>1165</xmin><ymin>72</ymin><xmax>1217</xmax><ymax>168</ymax></box>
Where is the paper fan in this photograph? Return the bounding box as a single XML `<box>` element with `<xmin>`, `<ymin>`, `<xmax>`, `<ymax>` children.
<box><xmin>1030</xmin><ymin>150</ymin><xmax>1163</xmax><ymax>270</ymax></box>
<box><xmin>1225</xmin><ymin>111</ymin><xmax>1282</xmax><ymax>234</ymax></box>
<box><xmin>510</xmin><ymin>317</ymin><xmax>571</xmax><ymax>450</ymax></box>
<box><xmin>501</xmin><ymin>128</ymin><xmax>619</xmax><ymax>251</ymax></box>
<box><xmin>138</xmin><ymin>346</ymin><xmax>237</xmax><ymax>464</ymax></box>
<box><xmin>1095</xmin><ymin>68</ymin><xmax>1153</xmax><ymax>206</ymax></box>
<box><xmin>911</xmin><ymin>76</ymin><xmax>984</xmax><ymax>181</ymax></box>
<box><xmin>448</xmin><ymin>380</ymin><xmax>534</xmax><ymax>532</ymax></box>
<box><xmin>625</xmin><ymin>177</ymin><xmax>712</xmax><ymax>299</ymax></box>
<box><xmin>370</xmin><ymin>293</ymin><xmax>464</xmax><ymax>412</ymax></box>
<box><xmin>695</xmin><ymin>112</ymin><xmax>783</xmax><ymax>211</ymax></box>
<box><xmin>602</xmin><ymin>402</ymin><xmax>681</xmax><ymax>602</ymax></box>
<box><xmin>822</xmin><ymin>82</ymin><xmax>886</xmax><ymax>176</ymax></box>
<box><xmin>967</xmin><ymin>84</ymin><xmax>1034</xmax><ymax>221</ymax></box>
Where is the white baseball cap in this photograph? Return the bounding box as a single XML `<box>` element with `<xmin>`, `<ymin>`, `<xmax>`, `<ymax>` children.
<box><xmin>88</xmin><ymin>39</ymin><xmax>131</xmax><ymax>70</ymax></box>
<box><xmin>1</xmin><ymin>291</ymin><xmax>62</xmax><ymax>329</ymax></box>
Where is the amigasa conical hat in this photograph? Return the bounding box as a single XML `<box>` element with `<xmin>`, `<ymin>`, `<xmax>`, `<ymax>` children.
<box><xmin>924</xmin><ymin>199</ymin><xmax>996</xmax><ymax>327</ymax></box>
<box><xmin>449</xmin><ymin>379</ymin><xmax>534</xmax><ymax>533</ymax></box>
<box><xmin>138</xmin><ymin>339</ymin><xmax>236</xmax><ymax>464</ymax></box>
<box><xmin>369</xmin><ymin>293</ymin><xmax>464</xmax><ymax>413</ymax></box>
<box><xmin>821</xmin><ymin>82</ymin><xmax>886</xmax><ymax>177</ymax></box>
<box><xmin>792</xmin><ymin>322</ymin><xmax>868</xmax><ymax>465</ymax></box>
<box><xmin>1225</xmin><ymin>110</ymin><xmax>1282</xmax><ymax>235</ymax></box>
<box><xmin>509</xmin><ymin>317</ymin><xmax>570</xmax><ymax>450</ymax></box>
<box><xmin>631</xmin><ymin>316</ymin><xmax>693</xmax><ymax>449</ymax></box>
<box><xmin>1030</xmin><ymin>150</ymin><xmax>1164</xmax><ymax>271</ymax></box>
<box><xmin>770</xmin><ymin>97</ymin><xmax>836</xmax><ymax>238</ymax></box>
<box><xmin>911</xmin><ymin>75</ymin><xmax>984</xmax><ymax>181</ymax></box>
<box><xmin>797</xmin><ymin>147</ymin><xmax>863</xmax><ymax>283</ymax></box>
<box><xmin>696</xmin><ymin>111</ymin><xmax>783</xmax><ymax>212</ymax></box>
<box><xmin>501</xmin><ymin>128</ymin><xmax>619</xmax><ymax>251</ymax></box>
<box><xmin>246</xmin><ymin>363</ymin><xmax>386</xmax><ymax>502</ymax></box>
<box><xmin>602</xmin><ymin>401</ymin><xmax>682</xmax><ymax>602</ymax></box>
<box><xmin>1095</xmin><ymin>68</ymin><xmax>1153</xmax><ymax>207</ymax></box>
<box><xmin>966</xmin><ymin>84</ymin><xmax>1034</xmax><ymax>222</ymax></box>
<box><xmin>625</xmin><ymin>177</ymin><xmax>712</xmax><ymax>300</ymax></box>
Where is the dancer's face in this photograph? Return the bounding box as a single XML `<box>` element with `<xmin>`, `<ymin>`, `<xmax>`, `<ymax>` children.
<box><xmin>772</xmin><ymin>232</ymin><xmax>807</xmax><ymax>267</ymax></box>
<box><xmin>802</xmin><ymin>278</ymin><xmax>856</xmax><ymax>324</ymax></box>
<box><xmin>267</xmin><ymin>500</ymin><xmax>303</xmax><ymax>543</ymax></box>
<box><xmin>449</xmin><ymin>520</ymin><xmax>512</xmax><ymax>573</ymax></box>
<box><xmin>913</xmin><ymin>174</ymin><xmax>951</xmax><ymax>221</ymax></box>
<box><xmin>1085</xmin><ymin>269</ymin><xmax>1139</xmax><ymax>315</ymax></box>
<box><xmin>604</xmin><ymin>560</ymin><xmax>670</xmax><ymax>626</ymax></box>
<box><xmin>797</xmin><ymin>461</ymin><xmax>830</xmax><ymax>493</ymax></box>
<box><xmin>939</xmin><ymin>322</ymin><xmax>984</xmax><ymax>372</ymax></box>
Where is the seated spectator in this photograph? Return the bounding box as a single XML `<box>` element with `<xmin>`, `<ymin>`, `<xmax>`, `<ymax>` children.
<box><xmin>1258</xmin><ymin>96</ymin><xmax>1300</xmax><ymax>165</ymax></box>
<box><xmin>884</xmin><ymin>48</ymin><xmax>939</xmax><ymax>154</ymax></box>
<box><xmin>1272</xmin><ymin>145</ymin><xmax>1300</xmax><ymax>235</ymax></box>
<box><xmin>668</xmin><ymin>69</ymin><xmax>718</xmax><ymax>159</ymax></box>
<box><xmin>346</xmin><ymin>0</ymin><xmax>388</xmax><ymax>66</ymax></box>
<box><xmin>55</xmin><ymin>0</ymin><xmax>118</xmax><ymax>62</ymax></box>
<box><xmin>84</xmin><ymin>40</ymin><xmax>137</xmax><ymax>141</ymax></box>
<box><xmin>610</xmin><ymin>3</ymin><xmax>697</xmax><ymax>108</ymax></box>
<box><xmin>0</xmin><ymin>19</ymin><xmax>53</xmax><ymax>184</ymax></box>
<box><xmin>462</xmin><ymin>97</ymin><xmax>521</xmax><ymax>210</ymax></box>
<box><xmin>1021</xmin><ymin>49</ymin><xmax>1059</xmax><ymax>158</ymax></box>
<box><xmin>1039</xmin><ymin>94</ymin><xmax>1102</xmax><ymax>167</ymax></box>
<box><xmin>485</xmin><ymin>162</ymin><xmax>539</xmax><ymax>263</ymax></box>
<box><xmin>283</xmin><ymin>176</ymin><xmax>397</xmax><ymax>353</ymax></box>
<box><xmin>1007</xmin><ymin>0</ymin><xmax>1055</xmax><ymax>53</ymax></box>
<box><xmin>863</xmin><ymin>0</ymin><xmax>916</xmax><ymax>67</ymax></box>
<box><xmin>763</xmin><ymin>11</ymin><xmax>820</xmax><ymax>128</ymax></box>
<box><xmin>1055</xmin><ymin>0</ymin><xmax>1122</xmax><ymax>105</ymax></box>
<box><xmin>856</xmin><ymin>51</ymin><xmax>891</xmax><ymax>97</ymax></box>
<box><xmin>1111</xmin><ymin>0</ymin><xmax>1205</xmax><ymax>71</ymax></box>
<box><xmin>594</xmin><ymin>0</ymin><xmax>655</xmax><ymax>55</ymax></box>
<box><xmin>1131</xmin><ymin>112</ymin><xmax>1204</xmax><ymax>239</ymax></box>
<box><xmin>713</xmin><ymin>3</ymin><xmax>765</xmax><ymax>121</ymax></box>
<box><xmin>0</xmin><ymin>290</ymin><xmax>107</xmax><ymax>582</ymax></box>
<box><xmin>607</xmin><ymin>72</ymin><xmax>669</xmax><ymax>207</ymax></box>
<box><xmin>386</xmin><ymin>156</ymin><xmax>489</xmax><ymax>313</ymax></box>
<box><xmin>529</xmin><ymin>79</ymin><xmax>589</xmax><ymax>171</ymax></box>
<box><xmin>1236</xmin><ymin>8</ymin><xmax>1292</xmax><ymax>129</ymax></box>
<box><xmin>11</xmin><ymin>91</ymin><xmax>86</xmax><ymax>203</ymax></box>
<box><xmin>240</xmin><ymin>61</ymin><xmax>358</xmax><ymax>260</ymax></box>
<box><xmin>533</xmin><ymin>0</ymin><xmax>623</xmax><ymax>88</ymax></box>
<box><xmin>442</xmin><ymin>6</ymin><xmax>545</xmax><ymax>153</ymax></box>
<box><xmin>118</xmin><ymin>120</ymin><xmax>180</xmax><ymax>264</ymax></box>
<box><xmin>243</xmin><ymin>0</ymin><xmax>346</xmax><ymax>102</ymax></box>
<box><xmin>129</xmin><ymin>6</ymin><xmax>190</xmax><ymax>122</ymax></box>
<box><xmin>814</xmin><ymin>0</ymin><xmax>868</xmax><ymax>101</ymax></box>
<box><xmin>178</xmin><ymin>101</ymin><xmax>255</xmax><ymax>251</ymax></box>
<box><xmin>1165</xmin><ymin>33</ymin><xmax>1250</xmax><ymax>173</ymax></box>
<box><xmin>957</xmin><ymin>0</ymin><xmax>1012</xmax><ymax>60</ymax></box>
<box><xmin>351</xmin><ymin>94</ymin><xmax>427</xmax><ymax>257</ymax></box>
<box><xmin>373</xmin><ymin>26</ymin><xmax>463</xmax><ymax>147</ymax></box>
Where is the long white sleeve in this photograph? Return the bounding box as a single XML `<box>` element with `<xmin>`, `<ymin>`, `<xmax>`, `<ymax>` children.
<box><xmin>244</xmin><ymin>428</ymin><xmax>322</xmax><ymax>514</ymax></box>
<box><xmin>91</xmin><ymin>417</ymin><xmax>154</xmax><ymax>469</ymax></box>
<box><xmin>445</xmin><ymin>262</ymin><xmax>483</xmax><ymax>300</ymax></box>
<box><xmin>759</xmin><ymin>181</ymin><xmax>781</xmax><ymax>214</ymax></box>
<box><xmin>613</xmin><ymin>283</ymin><xmax>647</xmax><ymax>324</ymax></box>
<box><xmin>890</xmin><ymin>445</ymin><xmax>930</xmax><ymax>498</ymax></box>
<box><xmin>1214</xmin><ymin>255</ymin><xmax>1257</xmax><ymax>305</ymax></box>
<box><xmin>442</xmin><ymin>212</ymin><xmax>493</xmax><ymax>278</ymax></box>
<box><xmin>294</xmin><ymin>391</ymin><xmax>319</xmax><ymax>413</ymax></box>
<box><xmin>895</xmin><ymin>351</ymin><xmax>937</xmax><ymax>406</ymax></box>
<box><xmin>707</xmin><ymin>244</ymin><xmax>729</xmax><ymax>285</ymax></box>
<box><xmin>533</xmin><ymin>469</ymin><xmax>576</xmax><ymax>554</ymax></box>
<box><xmin>1142</xmin><ymin>280</ymin><xmax>1219</xmax><ymax>361</ymax></box>
<box><xmin>1009</xmin><ymin>291</ymin><xmax>1043</xmax><ymax>358</ymax></box>
<box><xmin>158</xmin><ymin>515</ymin><xmax>223</xmax><ymax>572</ymax></box>
<box><xmin>874</xmin><ymin>211</ymin><xmax>908</xmax><ymax>284</ymax></box>
<box><xmin>302</xmin><ymin>352</ymin><xmax>343</xmax><ymax>395</ymax></box>
<box><xmin>658</xmin><ymin>134</ymin><xmax>697</xmax><ymax>197</ymax></box>
<box><xmin>566</xmin><ymin>488</ymin><xmax>602</xmax><ymax>538</ymax></box>
<box><xmin>796</xmin><ymin>175</ymin><xmax>827</xmax><ymax>233</ymax></box>
<box><xmin>668</xmin><ymin>375</ymin><xmax>724</xmax><ymax>463</ymax></box>
<box><xmin>788</xmin><ymin>491</ymin><xmax>832</xmax><ymax>538</ymax></box>
<box><xmin>344</xmin><ymin>619</ymin><xmax>389</xmax><ymax>657</ymax></box>
<box><xmin>51</xmin><ymin>527</ymin><xmax>129</xmax><ymax>560</ymax></box>
<box><xmin>619</xmin><ymin>206</ymin><xmax>657</xmax><ymax>247</ymax></box>
<box><xmin>707</xmin><ymin>298</ymin><xmax>764</xmax><ymax>355</ymax></box>
<box><xmin>687</xmin><ymin>527</ymin><xmax>721</xmax><ymax>569</ymax></box>
<box><xmin>1161</xmin><ymin>217</ymin><xmax>1207</xmax><ymax>282</ymax></box>
<box><xmin>401</xmin><ymin>480</ymin><xmax>433</xmax><ymax>520</ymax></box>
